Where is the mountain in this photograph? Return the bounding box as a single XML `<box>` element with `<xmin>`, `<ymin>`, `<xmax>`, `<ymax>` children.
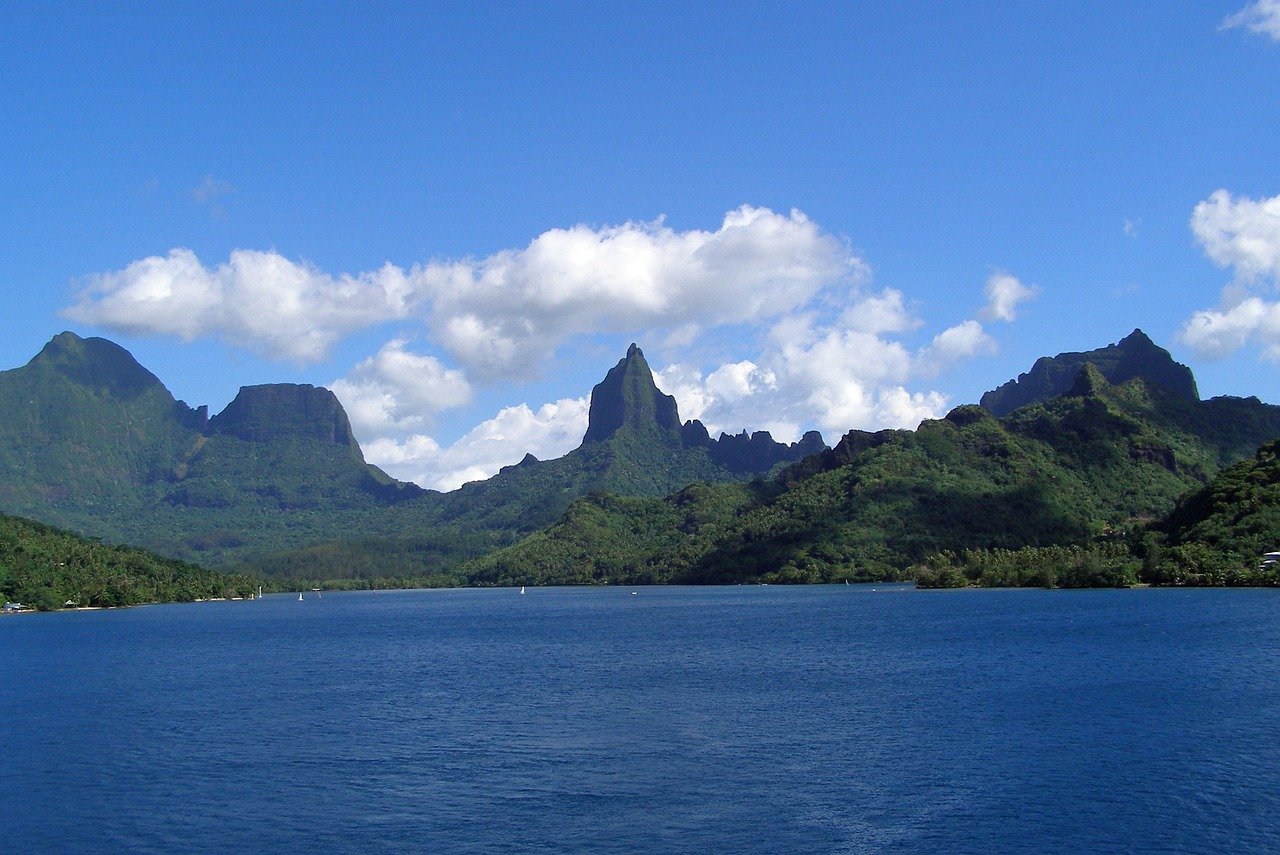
<box><xmin>582</xmin><ymin>343</ymin><xmax>682</xmax><ymax>443</ymax></box>
<box><xmin>0</xmin><ymin>334</ymin><xmax>822</xmax><ymax>574</ymax></box>
<box><xmin>0</xmin><ymin>332</ymin><xmax>427</xmax><ymax>566</ymax></box>
<box><xmin>424</xmin><ymin>344</ymin><xmax>823</xmax><ymax>515</ymax></box>
<box><xmin>980</xmin><ymin>329</ymin><xmax>1199</xmax><ymax>416</ymax></box>
<box><xmin>0</xmin><ymin>332</ymin><xmax>206</xmax><ymax>517</ymax></box>
<box><xmin>257</xmin><ymin>345</ymin><xmax>828</xmax><ymax>577</ymax></box>
<box><xmin>462</xmin><ymin>341</ymin><xmax>1280</xmax><ymax>587</ymax></box>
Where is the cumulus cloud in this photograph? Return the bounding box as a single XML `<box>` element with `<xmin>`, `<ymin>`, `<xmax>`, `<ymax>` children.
<box><xmin>1180</xmin><ymin>297</ymin><xmax>1280</xmax><ymax>360</ymax></box>
<box><xmin>66</xmin><ymin>209</ymin><xmax>1025</xmax><ymax>489</ymax></box>
<box><xmin>415</xmin><ymin>205</ymin><xmax>862</xmax><ymax>379</ymax></box>
<box><xmin>917</xmin><ymin>320</ymin><xmax>998</xmax><ymax>376</ymax></box>
<box><xmin>1222</xmin><ymin>0</ymin><xmax>1280</xmax><ymax>40</ymax></box>
<box><xmin>1181</xmin><ymin>190</ymin><xmax>1280</xmax><ymax>360</ymax></box>
<box><xmin>655</xmin><ymin>287</ymin><xmax>996</xmax><ymax>440</ymax></box>
<box><xmin>1191</xmin><ymin>190</ymin><xmax>1280</xmax><ymax>282</ymax></box>
<box><xmin>65</xmin><ymin>206</ymin><xmax>860</xmax><ymax>378</ymax></box>
<box><xmin>363</xmin><ymin>397</ymin><xmax>589</xmax><ymax>491</ymax></box>
<box><xmin>981</xmin><ymin>272</ymin><xmax>1039</xmax><ymax>322</ymax></box>
<box><xmin>330</xmin><ymin>339</ymin><xmax>471</xmax><ymax>436</ymax></box>
<box><xmin>65</xmin><ymin>248</ymin><xmax>417</xmax><ymax>362</ymax></box>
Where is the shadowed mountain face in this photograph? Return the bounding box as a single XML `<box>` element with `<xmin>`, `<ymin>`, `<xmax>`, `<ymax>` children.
<box><xmin>582</xmin><ymin>344</ymin><xmax>682</xmax><ymax>444</ymax></box>
<box><xmin>211</xmin><ymin>384</ymin><xmax>360</xmax><ymax>451</ymax></box>
<box><xmin>575</xmin><ymin>343</ymin><xmax>824</xmax><ymax>474</ymax></box>
<box><xmin>980</xmin><ymin>329</ymin><xmax>1199</xmax><ymax>417</ymax></box>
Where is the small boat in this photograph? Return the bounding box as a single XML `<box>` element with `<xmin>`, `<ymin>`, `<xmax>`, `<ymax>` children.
<box><xmin>520</xmin><ymin>586</ymin><xmax>526</xmax><ymax>594</ymax></box>
<box><xmin>298</xmin><ymin>592</ymin><xmax>303</xmax><ymax>602</ymax></box>
<box><xmin>258</xmin><ymin>585</ymin><xmax>263</xmax><ymax>600</ymax></box>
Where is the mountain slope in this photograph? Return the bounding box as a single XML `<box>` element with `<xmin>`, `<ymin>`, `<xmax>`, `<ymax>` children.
<box><xmin>463</xmin><ymin>357</ymin><xmax>1280</xmax><ymax>586</ymax></box>
<box><xmin>0</xmin><ymin>334</ymin><xmax>822</xmax><ymax>573</ymax></box>
<box><xmin>0</xmin><ymin>512</ymin><xmax>256</xmax><ymax>610</ymax></box>
<box><xmin>246</xmin><ymin>345</ymin><xmax>828</xmax><ymax>578</ymax></box>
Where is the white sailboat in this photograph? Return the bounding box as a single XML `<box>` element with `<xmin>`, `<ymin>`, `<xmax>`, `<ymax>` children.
<box><xmin>298</xmin><ymin>592</ymin><xmax>303</xmax><ymax>601</ymax></box>
<box><xmin>520</xmin><ymin>586</ymin><xmax>526</xmax><ymax>594</ymax></box>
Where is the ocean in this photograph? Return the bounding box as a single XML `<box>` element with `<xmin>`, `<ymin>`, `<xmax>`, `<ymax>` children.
<box><xmin>3</xmin><ymin>585</ymin><xmax>1278</xmax><ymax>853</ymax></box>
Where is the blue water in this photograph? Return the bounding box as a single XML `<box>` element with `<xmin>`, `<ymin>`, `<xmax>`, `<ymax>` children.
<box><xmin>3</xmin><ymin>585</ymin><xmax>1279</xmax><ymax>854</ymax></box>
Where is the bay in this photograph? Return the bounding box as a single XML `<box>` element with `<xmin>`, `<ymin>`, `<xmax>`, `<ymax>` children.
<box><xmin>2</xmin><ymin>585</ymin><xmax>1279</xmax><ymax>853</ymax></box>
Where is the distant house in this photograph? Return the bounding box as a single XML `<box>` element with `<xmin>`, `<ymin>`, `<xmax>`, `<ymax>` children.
<box><xmin>1259</xmin><ymin>552</ymin><xmax>1280</xmax><ymax>571</ymax></box>
<box><xmin>3</xmin><ymin>601</ymin><xmax>27</xmax><ymax>613</ymax></box>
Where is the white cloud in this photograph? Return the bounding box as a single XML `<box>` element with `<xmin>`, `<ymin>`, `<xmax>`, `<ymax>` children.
<box><xmin>654</xmin><ymin>287</ymin><xmax>987</xmax><ymax>440</ymax></box>
<box><xmin>1181</xmin><ymin>190</ymin><xmax>1280</xmax><ymax>360</ymax></box>
<box><xmin>65</xmin><ymin>210</ymin><xmax>1028</xmax><ymax>488</ymax></box>
<box><xmin>917</xmin><ymin>320</ymin><xmax>998</xmax><ymax>376</ymax></box>
<box><xmin>364</xmin><ymin>397</ymin><xmax>589</xmax><ymax>491</ymax></box>
<box><xmin>980</xmin><ymin>272</ymin><xmax>1039</xmax><ymax>322</ymax></box>
<box><xmin>415</xmin><ymin>205</ymin><xmax>863</xmax><ymax>379</ymax></box>
<box><xmin>1191</xmin><ymin>189</ymin><xmax>1280</xmax><ymax>283</ymax></box>
<box><xmin>65</xmin><ymin>206</ymin><xmax>861</xmax><ymax>379</ymax></box>
<box><xmin>330</xmin><ymin>339</ymin><xmax>471</xmax><ymax>436</ymax></box>
<box><xmin>65</xmin><ymin>248</ymin><xmax>417</xmax><ymax>363</ymax></box>
<box><xmin>1222</xmin><ymin>1</ymin><xmax>1280</xmax><ymax>40</ymax></box>
<box><xmin>1179</xmin><ymin>297</ymin><xmax>1280</xmax><ymax>361</ymax></box>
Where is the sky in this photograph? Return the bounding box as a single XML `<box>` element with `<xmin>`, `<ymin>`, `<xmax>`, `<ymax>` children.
<box><xmin>3</xmin><ymin>2</ymin><xmax>1280</xmax><ymax>491</ymax></box>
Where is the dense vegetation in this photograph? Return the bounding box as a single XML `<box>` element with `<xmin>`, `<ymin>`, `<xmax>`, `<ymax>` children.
<box><xmin>459</xmin><ymin>371</ymin><xmax>1280</xmax><ymax>588</ymax></box>
<box><xmin>0</xmin><ymin>513</ymin><xmax>257</xmax><ymax>610</ymax></box>
<box><xmin>5</xmin><ymin>330</ymin><xmax>1280</xmax><ymax>594</ymax></box>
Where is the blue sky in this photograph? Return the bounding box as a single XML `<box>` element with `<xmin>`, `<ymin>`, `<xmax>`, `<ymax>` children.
<box><xmin>3</xmin><ymin>2</ymin><xmax>1280</xmax><ymax>489</ymax></box>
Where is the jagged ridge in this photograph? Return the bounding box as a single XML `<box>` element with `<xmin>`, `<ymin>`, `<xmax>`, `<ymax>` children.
<box><xmin>980</xmin><ymin>329</ymin><xmax>1198</xmax><ymax>417</ymax></box>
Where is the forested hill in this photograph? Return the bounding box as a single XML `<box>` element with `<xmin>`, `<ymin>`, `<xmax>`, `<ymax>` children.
<box><xmin>459</xmin><ymin>362</ymin><xmax>1280</xmax><ymax>587</ymax></box>
<box><xmin>0</xmin><ymin>513</ymin><xmax>257</xmax><ymax>611</ymax></box>
<box><xmin>1159</xmin><ymin>439</ymin><xmax>1280</xmax><ymax>565</ymax></box>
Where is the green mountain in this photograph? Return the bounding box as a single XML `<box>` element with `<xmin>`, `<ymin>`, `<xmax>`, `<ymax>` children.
<box><xmin>0</xmin><ymin>333</ymin><xmax>431</xmax><ymax>567</ymax></box>
<box><xmin>245</xmin><ymin>345</ymin><xmax>827</xmax><ymax>579</ymax></box>
<box><xmin>980</xmin><ymin>329</ymin><xmax>1199</xmax><ymax>416</ymax></box>
<box><xmin>461</xmin><ymin>349</ymin><xmax>1280</xmax><ymax>587</ymax></box>
<box><xmin>916</xmin><ymin>434</ymin><xmax>1280</xmax><ymax>590</ymax></box>
<box><xmin>0</xmin><ymin>334</ymin><xmax>822</xmax><ymax>574</ymax></box>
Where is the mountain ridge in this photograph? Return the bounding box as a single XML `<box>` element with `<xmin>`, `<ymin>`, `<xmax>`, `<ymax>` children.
<box><xmin>980</xmin><ymin>329</ymin><xmax>1199</xmax><ymax>416</ymax></box>
<box><xmin>0</xmin><ymin>333</ymin><xmax>825</xmax><ymax>571</ymax></box>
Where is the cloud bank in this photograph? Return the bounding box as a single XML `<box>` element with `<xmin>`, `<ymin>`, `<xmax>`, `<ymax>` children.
<box><xmin>67</xmin><ymin>206</ymin><xmax>858</xmax><ymax>376</ymax></box>
<box><xmin>364</xmin><ymin>397</ymin><xmax>590</xmax><ymax>492</ymax></box>
<box><xmin>65</xmin><ymin>248</ymin><xmax>417</xmax><ymax>362</ymax></box>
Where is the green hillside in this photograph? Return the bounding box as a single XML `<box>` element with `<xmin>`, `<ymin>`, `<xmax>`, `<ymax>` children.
<box><xmin>0</xmin><ymin>334</ymin><xmax>822</xmax><ymax>573</ymax></box>
<box><xmin>0</xmin><ymin>513</ymin><xmax>256</xmax><ymax>610</ymax></box>
<box><xmin>460</xmin><ymin>367</ymin><xmax>1280</xmax><ymax>587</ymax></box>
